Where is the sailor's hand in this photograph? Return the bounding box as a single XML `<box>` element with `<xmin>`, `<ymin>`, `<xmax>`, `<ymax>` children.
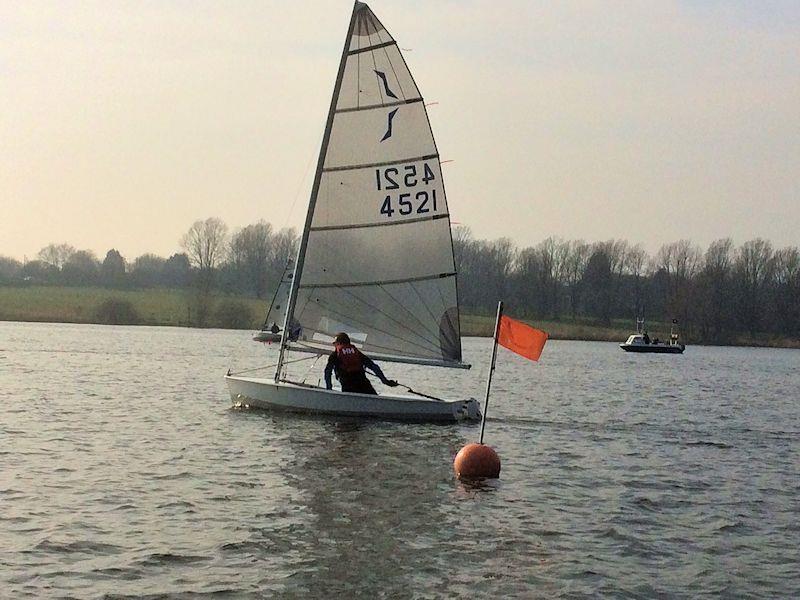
<box><xmin>385</xmin><ymin>380</ymin><xmax>399</xmax><ymax>387</ymax></box>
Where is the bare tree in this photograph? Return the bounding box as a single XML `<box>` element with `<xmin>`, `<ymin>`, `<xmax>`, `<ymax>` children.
<box><xmin>37</xmin><ymin>243</ymin><xmax>76</xmax><ymax>269</ymax></box>
<box><xmin>268</xmin><ymin>227</ymin><xmax>299</xmax><ymax>277</ymax></box>
<box><xmin>563</xmin><ymin>240</ymin><xmax>590</xmax><ymax>318</ymax></box>
<box><xmin>625</xmin><ymin>244</ymin><xmax>649</xmax><ymax>318</ymax></box>
<box><xmin>228</xmin><ymin>221</ymin><xmax>272</xmax><ymax>298</ymax></box>
<box><xmin>182</xmin><ymin>218</ymin><xmax>228</xmax><ymax>274</ymax></box>
<box><xmin>582</xmin><ymin>245</ymin><xmax>614</xmax><ymax>323</ymax></box>
<box><xmin>773</xmin><ymin>246</ymin><xmax>800</xmax><ymax>336</ymax></box>
<box><xmin>734</xmin><ymin>238</ymin><xmax>774</xmax><ymax>335</ymax></box>
<box><xmin>527</xmin><ymin>237</ymin><xmax>570</xmax><ymax>319</ymax></box>
<box><xmin>653</xmin><ymin>240</ymin><xmax>701</xmax><ymax>329</ymax></box>
<box><xmin>698</xmin><ymin>238</ymin><xmax>735</xmax><ymax>340</ymax></box>
<box><xmin>181</xmin><ymin>217</ymin><xmax>228</xmax><ymax>325</ymax></box>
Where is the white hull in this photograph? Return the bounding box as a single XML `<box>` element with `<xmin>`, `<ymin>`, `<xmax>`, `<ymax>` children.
<box><xmin>225</xmin><ymin>375</ymin><xmax>480</xmax><ymax>423</ymax></box>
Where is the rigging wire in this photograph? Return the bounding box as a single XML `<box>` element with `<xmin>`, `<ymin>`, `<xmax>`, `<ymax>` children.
<box><xmin>228</xmin><ymin>354</ymin><xmax>317</xmax><ymax>377</ymax></box>
<box><xmin>299</xmin><ymin>354</ymin><xmax>322</xmax><ymax>384</ymax></box>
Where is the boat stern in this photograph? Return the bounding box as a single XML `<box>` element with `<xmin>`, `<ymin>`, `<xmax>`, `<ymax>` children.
<box><xmin>459</xmin><ymin>398</ymin><xmax>482</xmax><ymax>421</ymax></box>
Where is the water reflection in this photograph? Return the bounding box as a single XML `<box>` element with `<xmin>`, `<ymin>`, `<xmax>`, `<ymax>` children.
<box><xmin>271</xmin><ymin>414</ymin><xmax>463</xmax><ymax>596</ymax></box>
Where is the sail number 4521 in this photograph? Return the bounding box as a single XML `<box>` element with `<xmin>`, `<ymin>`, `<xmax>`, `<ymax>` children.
<box><xmin>375</xmin><ymin>164</ymin><xmax>435</xmax><ymax>190</ymax></box>
<box><xmin>380</xmin><ymin>190</ymin><xmax>438</xmax><ymax>217</ymax></box>
<box><xmin>376</xmin><ymin>163</ymin><xmax>438</xmax><ymax>218</ymax></box>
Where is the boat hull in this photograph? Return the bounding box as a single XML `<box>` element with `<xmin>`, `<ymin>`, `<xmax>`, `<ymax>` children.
<box><xmin>225</xmin><ymin>375</ymin><xmax>481</xmax><ymax>423</ymax></box>
<box><xmin>620</xmin><ymin>343</ymin><xmax>685</xmax><ymax>354</ymax></box>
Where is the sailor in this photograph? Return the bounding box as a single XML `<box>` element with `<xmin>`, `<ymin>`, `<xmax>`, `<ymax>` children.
<box><xmin>643</xmin><ymin>331</ymin><xmax>651</xmax><ymax>344</ymax></box>
<box><xmin>324</xmin><ymin>332</ymin><xmax>398</xmax><ymax>394</ymax></box>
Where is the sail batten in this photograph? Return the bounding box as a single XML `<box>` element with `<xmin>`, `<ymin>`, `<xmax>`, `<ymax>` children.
<box><xmin>348</xmin><ymin>40</ymin><xmax>396</xmax><ymax>55</ymax></box>
<box><xmin>280</xmin><ymin>1</ymin><xmax>465</xmax><ymax>368</ymax></box>
<box><xmin>335</xmin><ymin>97</ymin><xmax>422</xmax><ymax>114</ymax></box>
<box><xmin>322</xmin><ymin>153</ymin><xmax>439</xmax><ymax>173</ymax></box>
<box><xmin>299</xmin><ymin>271</ymin><xmax>456</xmax><ymax>290</ymax></box>
<box><xmin>310</xmin><ymin>213</ymin><xmax>448</xmax><ymax>233</ymax></box>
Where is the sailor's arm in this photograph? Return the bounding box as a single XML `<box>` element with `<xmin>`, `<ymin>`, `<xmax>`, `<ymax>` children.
<box><xmin>324</xmin><ymin>354</ymin><xmax>336</xmax><ymax>389</ymax></box>
<box><xmin>362</xmin><ymin>355</ymin><xmax>398</xmax><ymax>387</ymax></box>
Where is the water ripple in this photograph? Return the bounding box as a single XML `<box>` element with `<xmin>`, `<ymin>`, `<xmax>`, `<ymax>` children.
<box><xmin>1</xmin><ymin>323</ymin><xmax>798</xmax><ymax>598</ymax></box>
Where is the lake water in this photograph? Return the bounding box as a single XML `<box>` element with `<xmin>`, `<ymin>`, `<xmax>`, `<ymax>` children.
<box><xmin>1</xmin><ymin>321</ymin><xmax>798</xmax><ymax>598</ymax></box>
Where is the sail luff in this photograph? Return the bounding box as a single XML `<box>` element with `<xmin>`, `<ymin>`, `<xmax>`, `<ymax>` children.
<box><xmin>275</xmin><ymin>1</ymin><xmax>363</xmax><ymax>381</ymax></box>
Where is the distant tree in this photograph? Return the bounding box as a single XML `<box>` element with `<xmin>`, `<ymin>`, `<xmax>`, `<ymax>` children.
<box><xmin>163</xmin><ymin>253</ymin><xmax>191</xmax><ymax>288</ymax></box>
<box><xmin>513</xmin><ymin>246</ymin><xmax>543</xmax><ymax>317</ymax></box>
<box><xmin>772</xmin><ymin>246</ymin><xmax>800</xmax><ymax>336</ymax></box>
<box><xmin>452</xmin><ymin>227</ymin><xmax>479</xmax><ymax>309</ymax></box>
<box><xmin>227</xmin><ymin>221</ymin><xmax>272</xmax><ymax>298</ymax></box>
<box><xmin>582</xmin><ymin>247</ymin><xmax>613</xmax><ymax>323</ymax></box>
<box><xmin>625</xmin><ymin>244</ymin><xmax>649</xmax><ymax>318</ymax></box>
<box><xmin>101</xmin><ymin>249</ymin><xmax>127</xmax><ymax>288</ymax></box>
<box><xmin>538</xmin><ymin>237</ymin><xmax>570</xmax><ymax>319</ymax></box>
<box><xmin>181</xmin><ymin>218</ymin><xmax>228</xmax><ymax>285</ymax></box>
<box><xmin>697</xmin><ymin>238</ymin><xmax>735</xmax><ymax>341</ymax></box>
<box><xmin>563</xmin><ymin>240</ymin><xmax>590</xmax><ymax>319</ymax></box>
<box><xmin>653</xmin><ymin>240</ymin><xmax>701</xmax><ymax>330</ymax></box>
<box><xmin>453</xmin><ymin>230</ymin><xmax>518</xmax><ymax>314</ymax></box>
<box><xmin>181</xmin><ymin>218</ymin><xmax>228</xmax><ymax>325</ymax></box>
<box><xmin>130</xmin><ymin>254</ymin><xmax>166</xmax><ymax>288</ymax></box>
<box><xmin>0</xmin><ymin>256</ymin><xmax>22</xmax><ymax>283</ymax></box>
<box><xmin>61</xmin><ymin>250</ymin><xmax>100</xmax><ymax>286</ymax></box>
<box><xmin>598</xmin><ymin>239</ymin><xmax>631</xmax><ymax>319</ymax></box>
<box><xmin>37</xmin><ymin>243</ymin><xmax>75</xmax><ymax>269</ymax></box>
<box><xmin>266</xmin><ymin>227</ymin><xmax>299</xmax><ymax>287</ymax></box>
<box><xmin>733</xmin><ymin>238</ymin><xmax>774</xmax><ymax>336</ymax></box>
<box><xmin>20</xmin><ymin>259</ymin><xmax>59</xmax><ymax>283</ymax></box>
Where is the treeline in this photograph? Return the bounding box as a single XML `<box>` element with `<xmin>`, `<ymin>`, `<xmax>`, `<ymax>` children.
<box><xmin>1</xmin><ymin>218</ymin><xmax>799</xmax><ymax>342</ymax></box>
<box><xmin>454</xmin><ymin>230</ymin><xmax>800</xmax><ymax>343</ymax></box>
<box><xmin>0</xmin><ymin>219</ymin><xmax>297</xmax><ymax>327</ymax></box>
<box><xmin>0</xmin><ymin>219</ymin><xmax>297</xmax><ymax>299</ymax></box>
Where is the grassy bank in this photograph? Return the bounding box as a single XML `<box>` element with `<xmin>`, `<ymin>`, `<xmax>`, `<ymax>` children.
<box><xmin>1</xmin><ymin>285</ymin><xmax>633</xmax><ymax>339</ymax></box>
<box><xmin>1</xmin><ymin>285</ymin><xmax>798</xmax><ymax>348</ymax></box>
<box><xmin>0</xmin><ymin>286</ymin><xmax>264</xmax><ymax>329</ymax></box>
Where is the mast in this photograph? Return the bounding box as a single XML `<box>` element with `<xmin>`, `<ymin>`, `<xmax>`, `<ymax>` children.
<box><xmin>275</xmin><ymin>2</ymin><xmax>363</xmax><ymax>381</ymax></box>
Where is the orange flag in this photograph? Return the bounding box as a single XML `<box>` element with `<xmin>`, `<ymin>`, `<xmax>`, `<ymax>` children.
<box><xmin>498</xmin><ymin>315</ymin><xmax>548</xmax><ymax>361</ymax></box>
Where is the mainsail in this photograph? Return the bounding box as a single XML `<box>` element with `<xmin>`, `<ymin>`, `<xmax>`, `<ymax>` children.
<box><xmin>280</xmin><ymin>1</ymin><xmax>465</xmax><ymax>368</ymax></box>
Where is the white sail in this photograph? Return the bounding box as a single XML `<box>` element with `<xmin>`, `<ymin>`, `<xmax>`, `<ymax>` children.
<box><xmin>282</xmin><ymin>2</ymin><xmax>464</xmax><ymax>368</ymax></box>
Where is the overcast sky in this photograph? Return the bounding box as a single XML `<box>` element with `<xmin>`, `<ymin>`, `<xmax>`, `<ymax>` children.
<box><xmin>2</xmin><ymin>0</ymin><xmax>799</xmax><ymax>261</ymax></box>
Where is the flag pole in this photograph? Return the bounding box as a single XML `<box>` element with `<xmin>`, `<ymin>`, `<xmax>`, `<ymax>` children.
<box><xmin>479</xmin><ymin>300</ymin><xmax>504</xmax><ymax>445</ymax></box>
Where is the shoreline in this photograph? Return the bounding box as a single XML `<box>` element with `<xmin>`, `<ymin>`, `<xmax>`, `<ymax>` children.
<box><xmin>3</xmin><ymin>316</ymin><xmax>799</xmax><ymax>350</ymax></box>
<box><xmin>2</xmin><ymin>285</ymin><xmax>799</xmax><ymax>349</ymax></box>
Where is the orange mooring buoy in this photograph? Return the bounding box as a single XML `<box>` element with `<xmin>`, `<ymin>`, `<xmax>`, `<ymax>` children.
<box><xmin>453</xmin><ymin>442</ymin><xmax>501</xmax><ymax>479</ymax></box>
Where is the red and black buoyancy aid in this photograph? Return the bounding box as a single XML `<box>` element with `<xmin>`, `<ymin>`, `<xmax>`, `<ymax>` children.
<box><xmin>334</xmin><ymin>343</ymin><xmax>364</xmax><ymax>375</ymax></box>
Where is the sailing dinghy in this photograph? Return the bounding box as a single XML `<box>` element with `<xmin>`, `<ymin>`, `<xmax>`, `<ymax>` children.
<box><xmin>226</xmin><ymin>1</ymin><xmax>480</xmax><ymax>422</ymax></box>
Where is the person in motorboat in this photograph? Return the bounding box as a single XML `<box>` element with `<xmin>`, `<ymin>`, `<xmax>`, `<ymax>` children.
<box><xmin>643</xmin><ymin>331</ymin><xmax>651</xmax><ymax>344</ymax></box>
<box><xmin>324</xmin><ymin>332</ymin><xmax>398</xmax><ymax>394</ymax></box>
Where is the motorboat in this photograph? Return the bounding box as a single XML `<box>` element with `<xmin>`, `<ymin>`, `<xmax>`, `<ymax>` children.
<box><xmin>620</xmin><ymin>318</ymin><xmax>685</xmax><ymax>354</ymax></box>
